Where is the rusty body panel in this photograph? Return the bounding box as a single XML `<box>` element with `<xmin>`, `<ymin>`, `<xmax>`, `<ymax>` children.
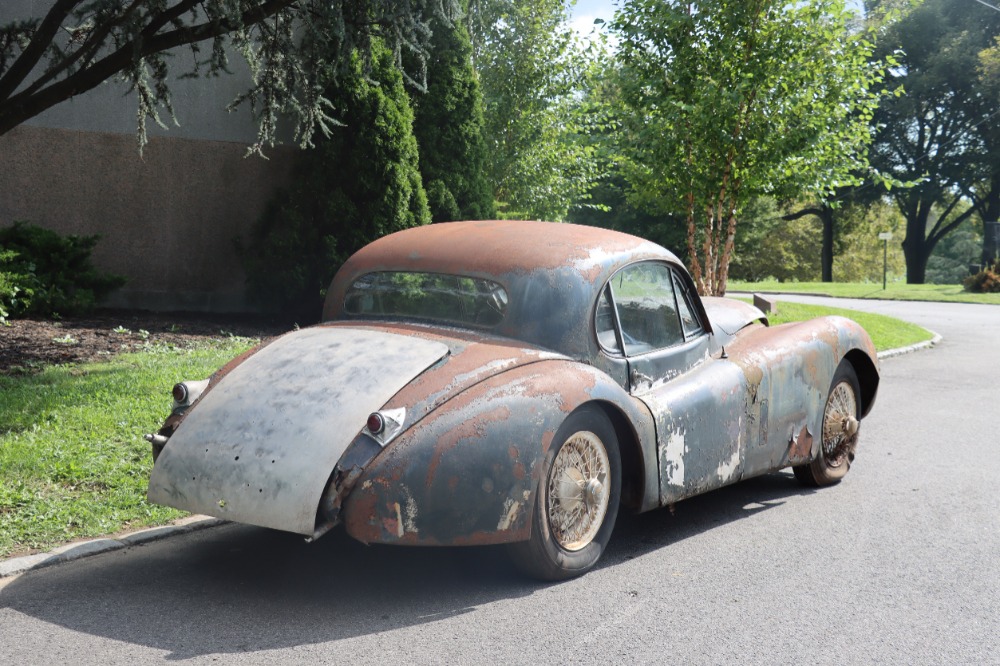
<box><xmin>339</xmin><ymin>360</ymin><xmax>654</xmax><ymax>546</ymax></box>
<box><xmin>146</xmin><ymin>220</ymin><xmax>879</xmax><ymax>577</ymax></box>
<box><xmin>701</xmin><ymin>296</ymin><xmax>768</xmax><ymax>344</ymax></box>
<box><xmin>637</xmin><ymin>314</ymin><xmax>879</xmax><ymax>506</ymax></box>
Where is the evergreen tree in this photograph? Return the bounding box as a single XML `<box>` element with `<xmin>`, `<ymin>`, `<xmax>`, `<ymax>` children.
<box><xmin>239</xmin><ymin>40</ymin><xmax>430</xmax><ymax>319</ymax></box>
<box><xmin>411</xmin><ymin>11</ymin><xmax>494</xmax><ymax>222</ymax></box>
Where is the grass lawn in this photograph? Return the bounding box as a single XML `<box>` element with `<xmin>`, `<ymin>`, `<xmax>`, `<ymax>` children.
<box><xmin>0</xmin><ymin>338</ymin><xmax>257</xmax><ymax>558</ymax></box>
<box><xmin>728</xmin><ymin>280</ymin><xmax>1000</xmax><ymax>305</ymax></box>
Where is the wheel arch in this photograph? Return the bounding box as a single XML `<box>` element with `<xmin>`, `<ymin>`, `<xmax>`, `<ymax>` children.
<box><xmin>843</xmin><ymin>349</ymin><xmax>879</xmax><ymax>418</ymax></box>
<box><xmin>592</xmin><ymin>400</ymin><xmax>646</xmax><ymax>513</ymax></box>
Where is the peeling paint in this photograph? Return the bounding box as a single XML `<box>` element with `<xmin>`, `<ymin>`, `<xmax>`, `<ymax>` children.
<box><xmin>497</xmin><ymin>499</ymin><xmax>521</xmax><ymax>530</ymax></box>
<box><xmin>393</xmin><ymin>502</ymin><xmax>404</xmax><ymax>538</ymax></box>
<box><xmin>715</xmin><ymin>435</ymin><xmax>742</xmax><ymax>482</ymax></box>
<box><xmin>662</xmin><ymin>430</ymin><xmax>686</xmax><ymax>487</ymax></box>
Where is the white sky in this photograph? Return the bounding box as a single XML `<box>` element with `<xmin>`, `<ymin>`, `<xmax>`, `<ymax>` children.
<box><xmin>568</xmin><ymin>0</ymin><xmax>615</xmax><ymax>35</ymax></box>
<box><xmin>568</xmin><ymin>0</ymin><xmax>867</xmax><ymax>36</ymax></box>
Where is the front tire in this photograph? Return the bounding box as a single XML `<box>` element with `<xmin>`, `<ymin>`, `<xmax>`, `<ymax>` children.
<box><xmin>508</xmin><ymin>405</ymin><xmax>621</xmax><ymax>580</ymax></box>
<box><xmin>794</xmin><ymin>362</ymin><xmax>861</xmax><ymax>486</ymax></box>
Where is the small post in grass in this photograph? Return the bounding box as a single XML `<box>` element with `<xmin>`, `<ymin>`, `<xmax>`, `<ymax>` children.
<box><xmin>878</xmin><ymin>232</ymin><xmax>892</xmax><ymax>290</ymax></box>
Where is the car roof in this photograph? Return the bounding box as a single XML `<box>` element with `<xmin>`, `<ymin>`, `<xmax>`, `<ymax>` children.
<box><xmin>327</xmin><ymin>220</ymin><xmax>678</xmax><ymax>280</ymax></box>
<box><xmin>323</xmin><ymin>220</ymin><xmax>684</xmax><ymax>356</ymax></box>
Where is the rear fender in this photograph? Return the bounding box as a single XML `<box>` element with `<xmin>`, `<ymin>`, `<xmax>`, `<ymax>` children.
<box><xmin>340</xmin><ymin>360</ymin><xmax>656</xmax><ymax>546</ymax></box>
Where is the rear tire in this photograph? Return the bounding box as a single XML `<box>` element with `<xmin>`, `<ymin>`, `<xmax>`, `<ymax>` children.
<box><xmin>794</xmin><ymin>362</ymin><xmax>861</xmax><ymax>486</ymax></box>
<box><xmin>508</xmin><ymin>405</ymin><xmax>621</xmax><ymax>580</ymax></box>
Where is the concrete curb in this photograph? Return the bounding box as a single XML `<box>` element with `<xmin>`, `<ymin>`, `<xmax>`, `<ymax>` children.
<box><xmin>0</xmin><ymin>516</ymin><xmax>226</xmax><ymax>579</ymax></box>
<box><xmin>877</xmin><ymin>331</ymin><xmax>942</xmax><ymax>360</ymax></box>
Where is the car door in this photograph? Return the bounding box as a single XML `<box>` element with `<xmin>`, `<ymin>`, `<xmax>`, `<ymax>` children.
<box><xmin>605</xmin><ymin>262</ymin><xmax>748</xmax><ymax>505</ymax></box>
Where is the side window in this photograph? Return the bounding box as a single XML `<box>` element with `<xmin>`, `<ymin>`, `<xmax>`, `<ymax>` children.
<box><xmin>609</xmin><ymin>263</ymin><xmax>684</xmax><ymax>355</ymax></box>
<box><xmin>672</xmin><ymin>271</ymin><xmax>704</xmax><ymax>339</ymax></box>
<box><xmin>595</xmin><ymin>286</ymin><xmax>623</xmax><ymax>354</ymax></box>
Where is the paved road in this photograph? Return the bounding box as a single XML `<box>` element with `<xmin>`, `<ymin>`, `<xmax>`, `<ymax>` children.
<box><xmin>2</xmin><ymin>298</ymin><xmax>998</xmax><ymax>665</ymax></box>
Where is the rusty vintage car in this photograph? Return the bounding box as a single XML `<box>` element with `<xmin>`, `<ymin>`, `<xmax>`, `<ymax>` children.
<box><xmin>146</xmin><ymin>220</ymin><xmax>879</xmax><ymax>579</ymax></box>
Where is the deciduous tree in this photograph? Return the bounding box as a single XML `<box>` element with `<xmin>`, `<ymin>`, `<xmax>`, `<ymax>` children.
<box><xmin>614</xmin><ymin>0</ymin><xmax>888</xmax><ymax>295</ymax></box>
<box><xmin>467</xmin><ymin>0</ymin><xmax>600</xmax><ymax>220</ymax></box>
<box><xmin>866</xmin><ymin>0</ymin><xmax>1000</xmax><ymax>282</ymax></box>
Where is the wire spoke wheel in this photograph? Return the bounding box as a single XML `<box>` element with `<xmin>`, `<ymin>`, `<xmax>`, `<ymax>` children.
<box><xmin>507</xmin><ymin>405</ymin><xmax>621</xmax><ymax>580</ymax></box>
<box><xmin>822</xmin><ymin>380</ymin><xmax>859</xmax><ymax>469</ymax></box>
<box><xmin>794</xmin><ymin>362</ymin><xmax>862</xmax><ymax>487</ymax></box>
<box><xmin>547</xmin><ymin>431</ymin><xmax>610</xmax><ymax>552</ymax></box>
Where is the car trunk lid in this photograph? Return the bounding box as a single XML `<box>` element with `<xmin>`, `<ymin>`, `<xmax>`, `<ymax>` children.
<box><xmin>147</xmin><ymin>326</ymin><xmax>449</xmax><ymax>535</ymax></box>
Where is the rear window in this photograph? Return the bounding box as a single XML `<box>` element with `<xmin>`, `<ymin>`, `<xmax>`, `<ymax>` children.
<box><xmin>344</xmin><ymin>272</ymin><xmax>509</xmax><ymax>328</ymax></box>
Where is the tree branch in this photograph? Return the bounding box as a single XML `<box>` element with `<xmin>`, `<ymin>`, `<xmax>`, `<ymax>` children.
<box><xmin>0</xmin><ymin>0</ymin><xmax>80</xmax><ymax>101</ymax></box>
<box><xmin>14</xmin><ymin>0</ymin><xmax>147</xmax><ymax>102</ymax></box>
<box><xmin>0</xmin><ymin>0</ymin><xmax>293</xmax><ymax>135</ymax></box>
<box><xmin>782</xmin><ymin>206</ymin><xmax>826</xmax><ymax>221</ymax></box>
<box><xmin>927</xmin><ymin>203</ymin><xmax>976</xmax><ymax>248</ymax></box>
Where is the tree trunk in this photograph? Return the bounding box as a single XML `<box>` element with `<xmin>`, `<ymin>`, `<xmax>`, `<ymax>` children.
<box><xmin>821</xmin><ymin>206</ymin><xmax>834</xmax><ymax>283</ymax></box>
<box><xmin>782</xmin><ymin>205</ymin><xmax>833</xmax><ymax>282</ymax></box>
<box><xmin>981</xmin><ymin>174</ymin><xmax>1000</xmax><ymax>267</ymax></box>
<box><xmin>902</xmin><ymin>228</ymin><xmax>930</xmax><ymax>285</ymax></box>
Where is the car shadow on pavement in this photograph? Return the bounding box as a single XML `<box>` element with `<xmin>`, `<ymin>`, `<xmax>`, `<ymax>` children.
<box><xmin>599</xmin><ymin>470</ymin><xmax>818</xmax><ymax>569</ymax></box>
<box><xmin>0</xmin><ymin>471</ymin><xmax>814</xmax><ymax>659</ymax></box>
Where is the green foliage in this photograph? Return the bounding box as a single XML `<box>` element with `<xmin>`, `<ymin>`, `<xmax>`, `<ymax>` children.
<box><xmin>410</xmin><ymin>12</ymin><xmax>494</xmax><ymax>222</ymax></box>
<box><xmin>0</xmin><ymin>337</ymin><xmax>256</xmax><ymax>558</ymax></box>
<box><xmin>833</xmin><ymin>201</ymin><xmax>906</xmax><ymax>283</ymax></box>
<box><xmin>613</xmin><ymin>0</ymin><xmax>890</xmax><ymax>295</ymax></box>
<box><xmin>728</xmin><ymin>198</ymin><xmax>822</xmax><ymax>283</ymax></box>
<box><xmin>0</xmin><ymin>1</ymin><xmax>460</xmax><ymax>151</ymax></box>
<box><xmin>0</xmin><ymin>249</ymin><xmax>31</xmax><ymax>323</ymax></box>
<box><xmin>927</xmin><ymin>217</ymin><xmax>981</xmax><ymax>285</ymax></box>
<box><xmin>0</xmin><ymin>222</ymin><xmax>126</xmax><ymax>318</ymax></box>
<box><xmin>239</xmin><ymin>41</ymin><xmax>430</xmax><ymax>320</ymax></box>
<box><xmin>468</xmin><ymin>0</ymin><xmax>602</xmax><ymax>220</ymax></box>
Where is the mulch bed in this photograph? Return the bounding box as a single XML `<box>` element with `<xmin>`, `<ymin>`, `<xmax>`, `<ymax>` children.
<box><xmin>0</xmin><ymin>310</ymin><xmax>291</xmax><ymax>375</ymax></box>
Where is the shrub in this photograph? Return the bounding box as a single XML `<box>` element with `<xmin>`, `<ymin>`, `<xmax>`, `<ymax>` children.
<box><xmin>0</xmin><ymin>249</ymin><xmax>33</xmax><ymax>323</ymax></box>
<box><xmin>0</xmin><ymin>222</ymin><xmax>126</xmax><ymax>317</ymax></box>
<box><xmin>963</xmin><ymin>261</ymin><xmax>1000</xmax><ymax>293</ymax></box>
<box><xmin>408</xmin><ymin>13</ymin><xmax>495</xmax><ymax>222</ymax></box>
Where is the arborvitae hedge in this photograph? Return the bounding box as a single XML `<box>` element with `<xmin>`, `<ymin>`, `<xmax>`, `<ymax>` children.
<box><xmin>239</xmin><ymin>40</ymin><xmax>431</xmax><ymax>320</ymax></box>
<box><xmin>410</xmin><ymin>12</ymin><xmax>495</xmax><ymax>222</ymax></box>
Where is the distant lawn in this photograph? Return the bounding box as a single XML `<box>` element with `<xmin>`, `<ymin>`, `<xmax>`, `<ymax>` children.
<box><xmin>758</xmin><ymin>301</ymin><xmax>934</xmax><ymax>352</ymax></box>
<box><xmin>0</xmin><ymin>338</ymin><xmax>257</xmax><ymax>559</ymax></box>
<box><xmin>728</xmin><ymin>280</ymin><xmax>1000</xmax><ymax>305</ymax></box>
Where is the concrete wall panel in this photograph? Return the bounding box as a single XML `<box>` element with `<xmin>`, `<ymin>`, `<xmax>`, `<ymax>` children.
<box><xmin>0</xmin><ymin>125</ymin><xmax>297</xmax><ymax>312</ymax></box>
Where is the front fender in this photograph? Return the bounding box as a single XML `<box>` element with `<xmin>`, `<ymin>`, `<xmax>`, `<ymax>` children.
<box><xmin>340</xmin><ymin>359</ymin><xmax>654</xmax><ymax>546</ymax></box>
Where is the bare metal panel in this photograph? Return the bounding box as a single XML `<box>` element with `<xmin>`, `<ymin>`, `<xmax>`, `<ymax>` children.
<box><xmin>147</xmin><ymin>327</ymin><xmax>449</xmax><ymax>535</ymax></box>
